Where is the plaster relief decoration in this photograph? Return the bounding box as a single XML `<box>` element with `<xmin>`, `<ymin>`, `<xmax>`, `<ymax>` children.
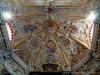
<box><xmin>5</xmin><ymin>21</ymin><xmax>14</xmax><ymax>45</ymax></box>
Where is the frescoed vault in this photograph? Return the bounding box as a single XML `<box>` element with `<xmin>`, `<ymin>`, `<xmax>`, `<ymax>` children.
<box><xmin>0</xmin><ymin>0</ymin><xmax>97</xmax><ymax>73</ymax></box>
<box><xmin>12</xmin><ymin>17</ymin><xmax>94</xmax><ymax>71</ymax></box>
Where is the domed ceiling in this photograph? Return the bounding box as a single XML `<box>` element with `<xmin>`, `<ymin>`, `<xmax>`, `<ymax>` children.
<box><xmin>1</xmin><ymin>0</ymin><xmax>96</xmax><ymax>71</ymax></box>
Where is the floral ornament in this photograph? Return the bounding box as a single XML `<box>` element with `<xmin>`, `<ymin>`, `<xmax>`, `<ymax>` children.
<box><xmin>14</xmin><ymin>49</ymin><xmax>31</xmax><ymax>65</ymax></box>
<box><xmin>24</xmin><ymin>25</ymin><xmax>37</xmax><ymax>33</ymax></box>
<box><xmin>59</xmin><ymin>36</ymin><xmax>70</xmax><ymax>48</ymax></box>
<box><xmin>64</xmin><ymin>23</ymin><xmax>77</xmax><ymax>34</ymax></box>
